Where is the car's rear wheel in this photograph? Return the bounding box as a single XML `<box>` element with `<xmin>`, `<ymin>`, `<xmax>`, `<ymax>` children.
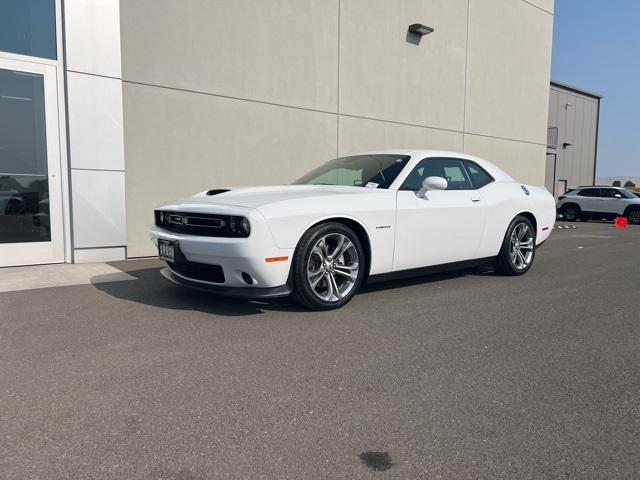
<box><xmin>494</xmin><ymin>215</ymin><xmax>536</xmax><ymax>276</ymax></box>
<box><xmin>628</xmin><ymin>208</ymin><xmax>640</xmax><ymax>225</ymax></box>
<box><xmin>291</xmin><ymin>222</ymin><xmax>365</xmax><ymax>310</ymax></box>
<box><xmin>561</xmin><ymin>204</ymin><xmax>579</xmax><ymax>221</ymax></box>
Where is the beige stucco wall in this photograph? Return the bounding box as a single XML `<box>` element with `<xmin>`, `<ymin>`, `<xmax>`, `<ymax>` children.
<box><xmin>464</xmin><ymin>0</ymin><xmax>553</xmax><ymax>144</ymax></box>
<box><xmin>121</xmin><ymin>83</ymin><xmax>337</xmax><ymax>257</ymax></box>
<box><xmin>120</xmin><ymin>0</ymin><xmax>554</xmax><ymax>257</ymax></box>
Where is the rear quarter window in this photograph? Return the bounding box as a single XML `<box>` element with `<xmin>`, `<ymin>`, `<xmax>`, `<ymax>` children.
<box><xmin>461</xmin><ymin>161</ymin><xmax>494</xmax><ymax>189</ymax></box>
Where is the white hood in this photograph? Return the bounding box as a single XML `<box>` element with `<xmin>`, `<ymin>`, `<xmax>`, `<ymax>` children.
<box><xmin>175</xmin><ymin>185</ymin><xmax>383</xmax><ymax>210</ymax></box>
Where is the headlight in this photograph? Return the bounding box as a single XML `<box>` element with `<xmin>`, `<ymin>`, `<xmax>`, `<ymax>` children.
<box><xmin>228</xmin><ymin>216</ymin><xmax>250</xmax><ymax>237</ymax></box>
<box><xmin>239</xmin><ymin>217</ymin><xmax>251</xmax><ymax>236</ymax></box>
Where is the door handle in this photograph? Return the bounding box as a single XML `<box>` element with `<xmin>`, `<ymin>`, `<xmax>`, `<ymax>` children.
<box><xmin>471</xmin><ymin>196</ymin><xmax>481</xmax><ymax>203</ymax></box>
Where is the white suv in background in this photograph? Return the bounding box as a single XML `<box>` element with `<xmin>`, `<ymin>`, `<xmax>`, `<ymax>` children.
<box><xmin>557</xmin><ymin>186</ymin><xmax>640</xmax><ymax>224</ymax></box>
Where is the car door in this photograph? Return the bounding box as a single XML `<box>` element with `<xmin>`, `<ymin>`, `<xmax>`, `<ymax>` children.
<box><xmin>596</xmin><ymin>188</ymin><xmax>625</xmax><ymax>215</ymax></box>
<box><xmin>576</xmin><ymin>188</ymin><xmax>600</xmax><ymax>212</ymax></box>
<box><xmin>393</xmin><ymin>158</ymin><xmax>486</xmax><ymax>271</ymax></box>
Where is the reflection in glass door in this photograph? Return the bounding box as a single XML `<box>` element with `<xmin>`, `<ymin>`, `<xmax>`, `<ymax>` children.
<box><xmin>0</xmin><ymin>69</ymin><xmax>50</xmax><ymax>243</ymax></box>
<box><xmin>0</xmin><ymin>60</ymin><xmax>63</xmax><ymax>266</ymax></box>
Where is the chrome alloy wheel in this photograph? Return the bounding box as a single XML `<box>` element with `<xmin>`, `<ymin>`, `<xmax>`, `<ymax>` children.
<box><xmin>509</xmin><ymin>222</ymin><xmax>534</xmax><ymax>270</ymax></box>
<box><xmin>307</xmin><ymin>233</ymin><xmax>360</xmax><ymax>302</ymax></box>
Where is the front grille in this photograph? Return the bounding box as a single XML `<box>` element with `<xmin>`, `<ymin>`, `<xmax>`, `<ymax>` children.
<box><xmin>169</xmin><ymin>261</ymin><xmax>225</xmax><ymax>284</ymax></box>
<box><xmin>155</xmin><ymin>210</ymin><xmax>247</xmax><ymax>237</ymax></box>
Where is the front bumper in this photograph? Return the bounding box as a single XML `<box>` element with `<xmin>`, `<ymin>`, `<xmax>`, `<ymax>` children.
<box><xmin>160</xmin><ymin>267</ymin><xmax>291</xmax><ymax>299</ymax></box>
<box><xmin>150</xmin><ymin>212</ymin><xmax>294</xmax><ymax>290</ymax></box>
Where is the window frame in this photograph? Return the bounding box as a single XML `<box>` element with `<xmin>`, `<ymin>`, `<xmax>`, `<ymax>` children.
<box><xmin>399</xmin><ymin>157</ymin><xmax>494</xmax><ymax>192</ymax></box>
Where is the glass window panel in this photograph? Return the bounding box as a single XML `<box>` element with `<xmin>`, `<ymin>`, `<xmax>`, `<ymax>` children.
<box><xmin>463</xmin><ymin>161</ymin><xmax>494</xmax><ymax>189</ymax></box>
<box><xmin>0</xmin><ymin>68</ymin><xmax>51</xmax><ymax>243</ymax></box>
<box><xmin>0</xmin><ymin>0</ymin><xmax>57</xmax><ymax>59</ymax></box>
<box><xmin>402</xmin><ymin>158</ymin><xmax>474</xmax><ymax>191</ymax></box>
<box><xmin>578</xmin><ymin>189</ymin><xmax>599</xmax><ymax>197</ymax></box>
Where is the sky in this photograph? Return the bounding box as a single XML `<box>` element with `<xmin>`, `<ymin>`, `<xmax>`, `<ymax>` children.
<box><xmin>551</xmin><ymin>0</ymin><xmax>640</xmax><ymax>177</ymax></box>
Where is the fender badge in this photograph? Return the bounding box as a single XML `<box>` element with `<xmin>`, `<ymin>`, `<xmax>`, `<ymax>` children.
<box><xmin>521</xmin><ymin>185</ymin><xmax>530</xmax><ymax>196</ymax></box>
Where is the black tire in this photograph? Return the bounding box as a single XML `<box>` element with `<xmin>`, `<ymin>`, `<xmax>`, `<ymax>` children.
<box><xmin>628</xmin><ymin>208</ymin><xmax>640</xmax><ymax>225</ymax></box>
<box><xmin>561</xmin><ymin>204</ymin><xmax>580</xmax><ymax>222</ymax></box>
<box><xmin>494</xmin><ymin>215</ymin><xmax>536</xmax><ymax>276</ymax></box>
<box><xmin>290</xmin><ymin>222</ymin><xmax>366</xmax><ymax>310</ymax></box>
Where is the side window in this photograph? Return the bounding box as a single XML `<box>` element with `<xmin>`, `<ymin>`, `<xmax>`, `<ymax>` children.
<box><xmin>401</xmin><ymin>158</ymin><xmax>473</xmax><ymax>191</ymax></box>
<box><xmin>601</xmin><ymin>189</ymin><xmax>622</xmax><ymax>198</ymax></box>
<box><xmin>461</xmin><ymin>161</ymin><xmax>494</xmax><ymax>189</ymax></box>
<box><xmin>578</xmin><ymin>189</ymin><xmax>599</xmax><ymax>197</ymax></box>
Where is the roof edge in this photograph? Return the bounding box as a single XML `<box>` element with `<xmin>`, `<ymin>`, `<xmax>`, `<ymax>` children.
<box><xmin>551</xmin><ymin>80</ymin><xmax>603</xmax><ymax>99</ymax></box>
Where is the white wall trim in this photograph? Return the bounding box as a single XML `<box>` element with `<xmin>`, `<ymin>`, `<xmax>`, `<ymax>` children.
<box><xmin>63</xmin><ymin>0</ymin><xmax>126</xmax><ymax>261</ymax></box>
<box><xmin>74</xmin><ymin>246</ymin><xmax>126</xmax><ymax>263</ymax></box>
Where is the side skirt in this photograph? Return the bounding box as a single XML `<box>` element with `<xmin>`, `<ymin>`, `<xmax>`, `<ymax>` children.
<box><xmin>367</xmin><ymin>257</ymin><xmax>495</xmax><ymax>285</ymax></box>
<box><xmin>572</xmin><ymin>210</ymin><xmax>618</xmax><ymax>218</ymax></box>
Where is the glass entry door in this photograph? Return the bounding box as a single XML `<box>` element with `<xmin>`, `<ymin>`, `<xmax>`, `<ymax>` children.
<box><xmin>0</xmin><ymin>58</ymin><xmax>64</xmax><ymax>267</ymax></box>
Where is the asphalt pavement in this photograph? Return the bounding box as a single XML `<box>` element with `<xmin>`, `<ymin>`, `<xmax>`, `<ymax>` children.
<box><xmin>1</xmin><ymin>221</ymin><xmax>639</xmax><ymax>479</ymax></box>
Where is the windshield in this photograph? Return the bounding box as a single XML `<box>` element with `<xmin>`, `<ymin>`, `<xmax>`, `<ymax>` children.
<box><xmin>292</xmin><ymin>154</ymin><xmax>410</xmax><ymax>189</ymax></box>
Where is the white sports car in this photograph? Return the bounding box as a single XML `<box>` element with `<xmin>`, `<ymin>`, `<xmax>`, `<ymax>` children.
<box><xmin>151</xmin><ymin>150</ymin><xmax>555</xmax><ymax>310</ymax></box>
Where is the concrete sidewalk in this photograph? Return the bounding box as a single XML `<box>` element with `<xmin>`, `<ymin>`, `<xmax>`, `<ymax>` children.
<box><xmin>0</xmin><ymin>262</ymin><xmax>137</xmax><ymax>293</ymax></box>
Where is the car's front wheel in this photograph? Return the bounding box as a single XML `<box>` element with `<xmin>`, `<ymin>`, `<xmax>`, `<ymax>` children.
<box><xmin>627</xmin><ymin>208</ymin><xmax>640</xmax><ymax>225</ymax></box>
<box><xmin>291</xmin><ymin>222</ymin><xmax>365</xmax><ymax>310</ymax></box>
<box><xmin>494</xmin><ymin>215</ymin><xmax>536</xmax><ymax>276</ymax></box>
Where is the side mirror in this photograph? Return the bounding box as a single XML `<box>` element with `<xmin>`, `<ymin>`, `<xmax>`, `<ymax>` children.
<box><xmin>614</xmin><ymin>193</ymin><xmax>623</xmax><ymax>199</ymax></box>
<box><xmin>416</xmin><ymin>176</ymin><xmax>448</xmax><ymax>198</ymax></box>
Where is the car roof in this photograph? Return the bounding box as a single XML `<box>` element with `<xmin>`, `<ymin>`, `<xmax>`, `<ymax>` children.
<box><xmin>343</xmin><ymin>149</ymin><xmax>515</xmax><ymax>184</ymax></box>
<box><xmin>347</xmin><ymin>149</ymin><xmax>486</xmax><ymax>160</ymax></box>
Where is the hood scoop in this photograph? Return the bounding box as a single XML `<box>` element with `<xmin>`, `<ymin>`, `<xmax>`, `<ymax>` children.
<box><xmin>206</xmin><ymin>189</ymin><xmax>231</xmax><ymax>196</ymax></box>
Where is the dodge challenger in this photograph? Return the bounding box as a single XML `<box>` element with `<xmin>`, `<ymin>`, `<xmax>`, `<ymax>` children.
<box><xmin>150</xmin><ymin>150</ymin><xmax>555</xmax><ymax>310</ymax></box>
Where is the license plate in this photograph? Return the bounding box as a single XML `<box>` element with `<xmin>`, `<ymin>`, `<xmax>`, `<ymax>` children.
<box><xmin>158</xmin><ymin>239</ymin><xmax>176</xmax><ymax>263</ymax></box>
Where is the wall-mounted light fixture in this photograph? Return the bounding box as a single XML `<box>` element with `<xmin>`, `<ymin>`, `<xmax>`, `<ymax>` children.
<box><xmin>408</xmin><ymin>24</ymin><xmax>434</xmax><ymax>36</ymax></box>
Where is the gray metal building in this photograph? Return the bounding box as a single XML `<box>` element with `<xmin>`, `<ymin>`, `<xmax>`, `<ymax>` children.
<box><xmin>546</xmin><ymin>80</ymin><xmax>602</xmax><ymax>197</ymax></box>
